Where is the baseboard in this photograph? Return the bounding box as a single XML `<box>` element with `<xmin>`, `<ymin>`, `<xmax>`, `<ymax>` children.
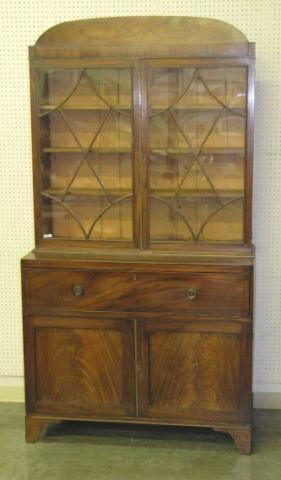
<box><xmin>0</xmin><ymin>377</ymin><xmax>24</xmax><ymax>402</ymax></box>
<box><xmin>0</xmin><ymin>386</ymin><xmax>25</xmax><ymax>402</ymax></box>
<box><xmin>253</xmin><ymin>392</ymin><xmax>281</xmax><ymax>409</ymax></box>
<box><xmin>0</xmin><ymin>377</ymin><xmax>281</xmax><ymax>408</ymax></box>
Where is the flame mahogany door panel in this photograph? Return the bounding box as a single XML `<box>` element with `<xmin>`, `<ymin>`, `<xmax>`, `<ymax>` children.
<box><xmin>137</xmin><ymin>319</ymin><xmax>251</xmax><ymax>424</ymax></box>
<box><xmin>25</xmin><ymin>315</ymin><xmax>136</xmax><ymax>418</ymax></box>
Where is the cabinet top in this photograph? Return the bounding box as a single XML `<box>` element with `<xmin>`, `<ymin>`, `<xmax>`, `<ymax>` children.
<box><xmin>31</xmin><ymin>16</ymin><xmax>254</xmax><ymax>59</ymax></box>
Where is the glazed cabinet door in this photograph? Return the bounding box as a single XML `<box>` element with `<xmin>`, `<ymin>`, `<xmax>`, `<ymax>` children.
<box><xmin>24</xmin><ymin>315</ymin><xmax>136</xmax><ymax>418</ymax></box>
<box><xmin>137</xmin><ymin>319</ymin><xmax>252</xmax><ymax>424</ymax></box>
<box><xmin>141</xmin><ymin>60</ymin><xmax>248</xmax><ymax>248</ymax></box>
<box><xmin>33</xmin><ymin>62</ymin><xmax>140</xmax><ymax>248</ymax></box>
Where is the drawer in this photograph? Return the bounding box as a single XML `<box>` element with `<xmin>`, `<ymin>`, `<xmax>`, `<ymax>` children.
<box><xmin>25</xmin><ymin>269</ymin><xmax>250</xmax><ymax>316</ymax></box>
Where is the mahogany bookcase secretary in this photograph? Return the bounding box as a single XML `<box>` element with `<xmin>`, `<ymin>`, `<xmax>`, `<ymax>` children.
<box><xmin>22</xmin><ymin>17</ymin><xmax>255</xmax><ymax>454</ymax></box>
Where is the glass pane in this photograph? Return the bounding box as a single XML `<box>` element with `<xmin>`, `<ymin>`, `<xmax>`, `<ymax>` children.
<box><xmin>38</xmin><ymin>68</ymin><xmax>133</xmax><ymax>241</ymax></box>
<box><xmin>147</xmin><ymin>66</ymin><xmax>247</xmax><ymax>243</ymax></box>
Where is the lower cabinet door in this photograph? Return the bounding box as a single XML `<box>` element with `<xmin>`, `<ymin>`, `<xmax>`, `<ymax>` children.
<box><xmin>137</xmin><ymin>319</ymin><xmax>252</xmax><ymax>424</ymax></box>
<box><xmin>25</xmin><ymin>315</ymin><xmax>136</xmax><ymax>417</ymax></box>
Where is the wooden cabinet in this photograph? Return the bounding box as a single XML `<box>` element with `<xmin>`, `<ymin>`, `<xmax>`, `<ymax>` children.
<box><xmin>22</xmin><ymin>17</ymin><xmax>255</xmax><ymax>454</ymax></box>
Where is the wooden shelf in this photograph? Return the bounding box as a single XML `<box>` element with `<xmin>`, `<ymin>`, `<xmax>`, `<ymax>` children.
<box><xmin>151</xmin><ymin>188</ymin><xmax>243</xmax><ymax>199</ymax></box>
<box><xmin>149</xmin><ymin>105</ymin><xmax>246</xmax><ymax>113</ymax></box>
<box><xmin>43</xmin><ymin>147</ymin><xmax>132</xmax><ymax>154</ymax></box>
<box><xmin>42</xmin><ymin>187</ymin><xmax>243</xmax><ymax>199</ymax></box>
<box><xmin>151</xmin><ymin>148</ymin><xmax>245</xmax><ymax>155</ymax></box>
<box><xmin>40</xmin><ymin>104</ymin><xmax>245</xmax><ymax>114</ymax></box>
<box><xmin>42</xmin><ymin>187</ymin><xmax>132</xmax><ymax>197</ymax></box>
<box><xmin>40</xmin><ymin>104</ymin><xmax>132</xmax><ymax>111</ymax></box>
<box><xmin>42</xmin><ymin>147</ymin><xmax>243</xmax><ymax>155</ymax></box>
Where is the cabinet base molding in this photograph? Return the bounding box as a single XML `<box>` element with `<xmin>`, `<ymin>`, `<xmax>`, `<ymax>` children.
<box><xmin>25</xmin><ymin>414</ymin><xmax>251</xmax><ymax>453</ymax></box>
<box><xmin>213</xmin><ymin>426</ymin><xmax>252</xmax><ymax>454</ymax></box>
<box><xmin>25</xmin><ymin>415</ymin><xmax>60</xmax><ymax>443</ymax></box>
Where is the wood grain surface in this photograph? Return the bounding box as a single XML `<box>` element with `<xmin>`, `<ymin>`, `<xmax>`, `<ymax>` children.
<box><xmin>26</xmin><ymin>268</ymin><xmax>250</xmax><ymax>316</ymax></box>
<box><xmin>28</xmin><ymin>316</ymin><xmax>135</xmax><ymax>417</ymax></box>
<box><xmin>138</xmin><ymin>319</ymin><xmax>249</xmax><ymax>422</ymax></box>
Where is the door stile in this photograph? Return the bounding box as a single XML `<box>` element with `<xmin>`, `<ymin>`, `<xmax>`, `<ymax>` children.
<box><xmin>30</xmin><ymin>64</ymin><xmax>45</xmax><ymax>247</ymax></box>
<box><xmin>133</xmin><ymin>318</ymin><xmax>140</xmax><ymax>416</ymax></box>
<box><xmin>132</xmin><ymin>60</ymin><xmax>143</xmax><ymax>249</ymax></box>
<box><xmin>140</xmin><ymin>61</ymin><xmax>150</xmax><ymax>249</ymax></box>
<box><xmin>244</xmin><ymin>60</ymin><xmax>255</xmax><ymax>246</ymax></box>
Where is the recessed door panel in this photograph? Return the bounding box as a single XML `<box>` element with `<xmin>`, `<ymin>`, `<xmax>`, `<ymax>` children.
<box><xmin>138</xmin><ymin>319</ymin><xmax>250</xmax><ymax>423</ymax></box>
<box><xmin>29</xmin><ymin>316</ymin><xmax>135</xmax><ymax>417</ymax></box>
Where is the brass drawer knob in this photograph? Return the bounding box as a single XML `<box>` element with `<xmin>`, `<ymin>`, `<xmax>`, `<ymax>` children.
<box><xmin>186</xmin><ymin>288</ymin><xmax>198</xmax><ymax>300</ymax></box>
<box><xmin>71</xmin><ymin>285</ymin><xmax>84</xmax><ymax>296</ymax></box>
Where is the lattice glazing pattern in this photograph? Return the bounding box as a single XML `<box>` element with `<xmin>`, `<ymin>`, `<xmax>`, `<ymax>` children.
<box><xmin>39</xmin><ymin>68</ymin><xmax>133</xmax><ymax>240</ymax></box>
<box><xmin>147</xmin><ymin>66</ymin><xmax>247</xmax><ymax>243</ymax></box>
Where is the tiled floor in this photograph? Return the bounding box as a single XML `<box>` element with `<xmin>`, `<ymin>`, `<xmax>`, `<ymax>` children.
<box><xmin>0</xmin><ymin>404</ymin><xmax>280</xmax><ymax>480</ymax></box>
